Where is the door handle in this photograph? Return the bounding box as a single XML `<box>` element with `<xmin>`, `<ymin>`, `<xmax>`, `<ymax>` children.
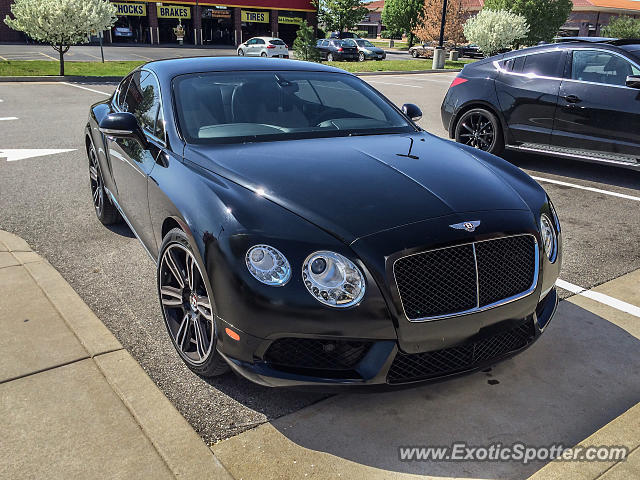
<box><xmin>564</xmin><ymin>94</ymin><xmax>582</xmax><ymax>104</ymax></box>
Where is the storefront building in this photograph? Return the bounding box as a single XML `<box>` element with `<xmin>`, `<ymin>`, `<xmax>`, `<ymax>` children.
<box><xmin>0</xmin><ymin>0</ymin><xmax>316</xmax><ymax>46</ymax></box>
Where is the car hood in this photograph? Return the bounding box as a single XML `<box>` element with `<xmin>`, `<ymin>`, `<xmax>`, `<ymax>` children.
<box><xmin>186</xmin><ymin>133</ymin><xmax>530</xmax><ymax>243</ymax></box>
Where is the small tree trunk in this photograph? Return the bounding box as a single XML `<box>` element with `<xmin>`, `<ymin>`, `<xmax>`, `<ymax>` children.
<box><xmin>59</xmin><ymin>46</ymin><xmax>65</xmax><ymax>76</ymax></box>
<box><xmin>408</xmin><ymin>32</ymin><xmax>415</xmax><ymax>48</ymax></box>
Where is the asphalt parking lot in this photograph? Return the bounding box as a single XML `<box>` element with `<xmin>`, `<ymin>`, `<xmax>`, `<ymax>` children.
<box><xmin>1</xmin><ymin>71</ymin><xmax>639</xmax><ymax>462</ymax></box>
<box><xmin>0</xmin><ymin>43</ymin><xmax>414</xmax><ymax>62</ymax></box>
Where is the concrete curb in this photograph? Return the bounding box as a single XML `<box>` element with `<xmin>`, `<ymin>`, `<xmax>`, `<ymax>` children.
<box><xmin>0</xmin><ymin>69</ymin><xmax>461</xmax><ymax>83</ymax></box>
<box><xmin>0</xmin><ymin>230</ymin><xmax>234</xmax><ymax>480</ymax></box>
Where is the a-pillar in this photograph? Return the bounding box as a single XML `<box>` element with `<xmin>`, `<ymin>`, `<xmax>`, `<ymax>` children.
<box><xmin>271</xmin><ymin>10</ymin><xmax>278</xmax><ymax>38</ymax></box>
<box><xmin>149</xmin><ymin>5</ymin><xmax>159</xmax><ymax>44</ymax></box>
<box><xmin>234</xmin><ymin>7</ymin><xmax>242</xmax><ymax>46</ymax></box>
<box><xmin>193</xmin><ymin>5</ymin><xmax>202</xmax><ymax>45</ymax></box>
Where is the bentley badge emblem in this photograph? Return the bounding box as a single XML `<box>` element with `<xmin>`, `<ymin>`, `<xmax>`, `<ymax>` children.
<box><xmin>450</xmin><ymin>220</ymin><xmax>481</xmax><ymax>232</ymax></box>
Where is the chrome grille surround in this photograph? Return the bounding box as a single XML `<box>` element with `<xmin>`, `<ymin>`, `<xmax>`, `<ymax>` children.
<box><xmin>392</xmin><ymin>234</ymin><xmax>539</xmax><ymax>322</ymax></box>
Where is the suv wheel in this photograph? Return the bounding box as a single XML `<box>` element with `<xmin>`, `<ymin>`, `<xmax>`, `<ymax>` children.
<box><xmin>327</xmin><ymin>53</ymin><xmax>334</xmax><ymax>62</ymax></box>
<box><xmin>454</xmin><ymin>108</ymin><xmax>504</xmax><ymax>155</ymax></box>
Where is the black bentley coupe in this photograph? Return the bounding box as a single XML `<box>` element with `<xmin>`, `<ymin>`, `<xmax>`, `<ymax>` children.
<box><xmin>86</xmin><ymin>57</ymin><xmax>561</xmax><ymax>388</ymax></box>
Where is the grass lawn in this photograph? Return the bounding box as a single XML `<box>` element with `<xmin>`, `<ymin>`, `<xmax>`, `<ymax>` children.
<box><xmin>0</xmin><ymin>60</ymin><xmax>145</xmax><ymax>77</ymax></box>
<box><xmin>370</xmin><ymin>40</ymin><xmax>409</xmax><ymax>50</ymax></box>
<box><xmin>324</xmin><ymin>58</ymin><xmax>474</xmax><ymax>73</ymax></box>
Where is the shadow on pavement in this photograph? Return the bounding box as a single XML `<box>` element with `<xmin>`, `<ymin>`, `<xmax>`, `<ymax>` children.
<box><xmin>270</xmin><ymin>300</ymin><xmax>640</xmax><ymax>479</ymax></box>
<box><xmin>504</xmin><ymin>151</ymin><xmax>640</xmax><ymax>191</ymax></box>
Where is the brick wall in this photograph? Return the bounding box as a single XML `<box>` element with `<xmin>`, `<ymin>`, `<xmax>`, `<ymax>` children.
<box><xmin>0</xmin><ymin>0</ymin><xmax>23</xmax><ymax>42</ymax></box>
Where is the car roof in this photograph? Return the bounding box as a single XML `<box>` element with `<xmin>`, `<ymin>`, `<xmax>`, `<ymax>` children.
<box><xmin>143</xmin><ymin>57</ymin><xmax>350</xmax><ymax>78</ymax></box>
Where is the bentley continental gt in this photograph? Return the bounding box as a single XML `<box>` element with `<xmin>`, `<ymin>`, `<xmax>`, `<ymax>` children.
<box><xmin>86</xmin><ymin>57</ymin><xmax>561</xmax><ymax>388</ymax></box>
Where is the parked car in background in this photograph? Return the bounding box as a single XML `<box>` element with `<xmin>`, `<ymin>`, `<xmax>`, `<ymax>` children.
<box><xmin>441</xmin><ymin>39</ymin><xmax>640</xmax><ymax>170</ymax></box>
<box><xmin>355</xmin><ymin>39</ymin><xmax>386</xmax><ymax>61</ymax></box>
<box><xmin>315</xmin><ymin>38</ymin><xmax>359</xmax><ymax>62</ymax></box>
<box><xmin>457</xmin><ymin>44</ymin><xmax>483</xmax><ymax>58</ymax></box>
<box><xmin>409</xmin><ymin>43</ymin><xmax>436</xmax><ymax>59</ymax></box>
<box><xmin>237</xmin><ymin>37</ymin><xmax>289</xmax><ymax>58</ymax></box>
<box><xmin>113</xmin><ymin>27</ymin><xmax>133</xmax><ymax>38</ymax></box>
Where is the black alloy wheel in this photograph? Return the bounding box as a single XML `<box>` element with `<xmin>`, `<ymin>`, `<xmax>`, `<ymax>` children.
<box><xmin>455</xmin><ymin>108</ymin><xmax>504</xmax><ymax>155</ymax></box>
<box><xmin>88</xmin><ymin>137</ymin><xmax>120</xmax><ymax>225</ymax></box>
<box><xmin>158</xmin><ymin>229</ymin><xmax>229</xmax><ymax>377</ymax></box>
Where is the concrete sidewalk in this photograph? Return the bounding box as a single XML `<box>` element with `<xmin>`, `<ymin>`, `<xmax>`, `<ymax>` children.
<box><xmin>0</xmin><ymin>230</ymin><xmax>233</xmax><ymax>479</ymax></box>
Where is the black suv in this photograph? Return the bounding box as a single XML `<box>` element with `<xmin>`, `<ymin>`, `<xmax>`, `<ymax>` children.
<box><xmin>315</xmin><ymin>38</ymin><xmax>359</xmax><ymax>61</ymax></box>
<box><xmin>441</xmin><ymin>39</ymin><xmax>640</xmax><ymax>169</ymax></box>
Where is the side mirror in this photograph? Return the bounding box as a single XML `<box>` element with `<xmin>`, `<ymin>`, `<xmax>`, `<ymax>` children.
<box><xmin>625</xmin><ymin>75</ymin><xmax>640</xmax><ymax>89</ymax></box>
<box><xmin>402</xmin><ymin>103</ymin><xmax>422</xmax><ymax>122</ymax></box>
<box><xmin>99</xmin><ymin>112</ymin><xmax>148</xmax><ymax>148</ymax></box>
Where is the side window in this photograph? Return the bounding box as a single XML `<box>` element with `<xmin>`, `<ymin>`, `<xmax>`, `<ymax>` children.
<box><xmin>155</xmin><ymin>106</ymin><xmax>165</xmax><ymax>140</ymax></box>
<box><xmin>116</xmin><ymin>75</ymin><xmax>132</xmax><ymax>110</ymax></box>
<box><xmin>571</xmin><ymin>50</ymin><xmax>640</xmax><ymax>86</ymax></box>
<box><xmin>256</xmin><ymin>38</ymin><xmax>265</xmax><ymax>45</ymax></box>
<box><xmin>125</xmin><ymin>71</ymin><xmax>161</xmax><ymax>134</ymax></box>
<box><xmin>321</xmin><ymin>40</ymin><xmax>329</xmax><ymax>47</ymax></box>
<box><xmin>521</xmin><ymin>51</ymin><xmax>563</xmax><ymax>78</ymax></box>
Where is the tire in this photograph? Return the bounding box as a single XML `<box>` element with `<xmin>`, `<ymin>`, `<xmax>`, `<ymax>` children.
<box><xmin>88</xmin><ymin>136</ymin><xmax>120</xmax><ymax>225</ymax></box>
<box><xmin>358</xmin><ymin>52</ymin><xmax>365</xmax><ymax>62</ymax></box>
<box><xmin>158</xmin><ymin>228</ymin><xmax>230</xmax><ymax>377</ymax></box>
<box><xmin>261</xmin><ymin>52</ymin><xmax>267</xmax><ymax>57</ymax></box>
<box><xmin>238</xmin><ymin>49</ymin><xmax>244</xmax><ymax>56</ymax></box>
<box><xmin>454</xmin><ymin>108</ymin><xmax>504</xmax><ymax>155</ymax></box>
<box><xmin>327</xmin><ymin>53</ymin><xmax>334</xmax><ymax>62</ymax></box>
<box><xmin>411</xmin><ymin>50</ymin><xmax>419</xmax><ymax>58</ymax></box>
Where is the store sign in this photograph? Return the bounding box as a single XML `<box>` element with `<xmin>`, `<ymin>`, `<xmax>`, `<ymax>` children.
<box><xmin>157</xmin><ymin>5</ymin><xmax>192</xmax><ymax>19</ymax></box>
<box><xmin>203</xmin><ymin>7</ymin><xmax>231</xmax><ymax>19</ymax></box>
<box><xmin>241</xmin><ymin>10</ymin><xmax>269</xmax><ymax>23</ymax></box>
<box><xmin>113</xmin><ymin>2</ymin><xmax>146</xmax><ymax>16</ymax></box>
<box><xmin>279</xmin><ymin>16</ymin><xmax>303</xmax><ymax>25</ymax></box>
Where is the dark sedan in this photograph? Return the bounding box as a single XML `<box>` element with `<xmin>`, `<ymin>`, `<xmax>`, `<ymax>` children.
<box><xmin>315</xmin><ymin>38</ymin><xmax>359</xmax><ymax>61</ymax></box>
<box><xmin>441</xmin><ymin>39</ymin><xmax>640</xmax><ymax>169</ymax></box>
<box><xmin>86</xmin><ymin>57</ymin><xmax>561</xmax><ymax>388</ymax></box>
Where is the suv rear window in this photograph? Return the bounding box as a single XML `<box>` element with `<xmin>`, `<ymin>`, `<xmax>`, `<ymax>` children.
<box><xmin>521</xmin><ymin>51</ymin><xmax>563</xmax><ymax>78</ymax></box>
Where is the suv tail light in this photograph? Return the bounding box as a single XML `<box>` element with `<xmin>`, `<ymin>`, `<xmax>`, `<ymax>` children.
<box><xmin>450</xmin><ymin>77</ymin><xmax>468</xmax><ymax>88</ymax></box>
<box><xmin>337</xmin><ymin>47</ymin><xmax>344</xmax><ymax>52</ymax></box>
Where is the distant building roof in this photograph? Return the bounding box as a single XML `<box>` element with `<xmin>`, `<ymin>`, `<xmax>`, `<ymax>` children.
<box><xmin>365</xmin><ymin>0</ymin><xmax>385</xmax><ymax>11</ymax></box>
<box><xmin>462</xmin><ymin>0</ymin><xmax>640</xmax><ymax>11</ymax></box>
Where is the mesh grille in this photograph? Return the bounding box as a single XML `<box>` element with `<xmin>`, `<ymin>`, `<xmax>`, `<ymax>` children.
<box><xmin>393</xmin><ymin>244</ymin><xmax>477</xmax><ymax>319</ymax></box>
<box><xmin>264</xmin><ymin>338</ymin><xmax>372</xmax><ymax>372</ymax></box>
<box><xmin>394</xmin><ymin>235</ymin><xmax>536</xmax><ymax>320</ymax></box>
<box><xmin>476</xmin><ymin>236</ymin><xmax>536</xmax><ymax>306</ymax></box>
<box><xmin>387</xmin><ymin>321</ymin><xmax>535</xmax><ymax>384</ymax></box>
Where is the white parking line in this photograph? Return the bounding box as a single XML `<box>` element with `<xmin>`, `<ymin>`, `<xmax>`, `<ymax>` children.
<box><xmin>61</xmin><ymin>82</ymin><xmax>111</xmax><ymax>96</ymax></box>
<box><xmin>0</xmin><ymin>117</ymin><xmax>18</xmax><ymax>121</ymax></box>
<box><xmin>532</xmin><ymin>176</ymin><xmax>640</xmax><ymax>202</ymax></box>
<box><xmin>367</xmin><ymin>80</ymin><xmax>423</xmax><ymax>88</ymax></box>
<box><xmin>556</xmin><ymin>279</ymin><xmax>640</xmax><ymax>318</ymax></box>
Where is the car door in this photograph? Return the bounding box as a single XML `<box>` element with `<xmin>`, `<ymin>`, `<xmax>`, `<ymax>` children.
<box><xmin>107</xmin><ymin>70</ymin><xmax>163</xmax><ymax>249</ymax></box>
<box><xmin>552</xmin><ymin>48</ymin><xmax>640</xmax><ymax>163</ymax></box>
<box><xmin>244</xmin><ymin>38</ymin><xmax>255</xmax><ymax>55</ymax></box>
<box><xmin>495</xmin><ymin>50</ymin><xmax>566</xmax><ymax>146</ymax></box>
<box><xmin>253</xmin><ymin>38</ymin><xmax>265</xmax><ymax>56</ymax></box>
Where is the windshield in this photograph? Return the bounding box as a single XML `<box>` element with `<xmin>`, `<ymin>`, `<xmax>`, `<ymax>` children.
<box><xmin>356</xmin><ymin>40</ymin><xmax>375</xmax><ymax>48</ymax></box>
<box><xmin>173</xmin><ymin>71</ymin><xmax>414</xmax><ymax>144</ymax></box>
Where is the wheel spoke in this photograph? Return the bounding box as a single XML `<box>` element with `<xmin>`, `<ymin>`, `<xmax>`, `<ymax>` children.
<box><xmin>165</xmin><ymin>250</ymin><xmax>185</xmax><ymax>288</ymax></box>
<box><xmin>462</xmin><ymin>123</ymin><xmax>474</xmax><ymax>134</ymax></box>
<box><xmin>175</xmin><ymin>313</ymin><xmax>190</xmax><ymax>351</ymax></box>
<box><xmin>93</xmin><ymin>187</ymin><xmax>99</xmax><ymax>204</ymax></box>
<box><xmin>196</xmin><ymin>295</ymin><xmax>213</xmax><ymax>321</ymax></box>
<box><xmin>186</xmin><ymin>253</ymin><xmax>196</xmax><ymax>291</ymax></box>
<box><xmin>193</xmin><ymin>317</ymin><xmax>207</xmax><ymax>360</ymax></box>
<box><xmin>90</xmin><ymin>166</ymin><xmax>98</xmax><ymax>182</ymax></box>
<box><xmin>161</xmin><ymin>285</ymin><xmax>183</xmax><ymax>307</ymax></box>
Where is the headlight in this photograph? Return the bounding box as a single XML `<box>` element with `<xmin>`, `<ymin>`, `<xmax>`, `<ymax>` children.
<box><xmin>245</xmin><ymin>245</ymin><xmax>291</xmax><ymax>286</ymax></box>
<box><xmin>302</xmin><ymin>251</ymin><xmax>366</xmax><ymax>307</ymax></box>
<box><xmin>540</xmin><ymin>214</ymin><xmax>557</xmax><ymax>262</ymax></box>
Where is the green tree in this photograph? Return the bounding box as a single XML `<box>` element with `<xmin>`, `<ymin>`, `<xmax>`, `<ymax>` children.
<box><xmin>483</xmin><ymin>0</ymin><xmax>572</xmax><ymax>45</ymax></box>
<box><xmin>315</xmin><ymin>0</ymin><xmax>368</xmax><ymax>33</ymax></box>
<box><xmin>293</xmin><ymin>20</ymin><xmax>321</xmax><ymax>62</ymax></box>
<box><xmin>382</xmin><ymin>0</ymin><xmax>423</xmax><ymax>47</ymax></box>
<box><xmin>5</xmin><ymin>0</ymin><xmax>116</xmax><ymax>76</ymax></box>
<box><xmin>602</xmin><ymin>16</ymin><xmax>640</xmax><ymax>39</ymax></box>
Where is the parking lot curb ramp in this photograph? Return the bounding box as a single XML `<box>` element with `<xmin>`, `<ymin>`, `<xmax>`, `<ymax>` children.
<box><xmin>0</xmin><ymin>230</ymin><xmax>234</xmax><ymax>479</ymax></box>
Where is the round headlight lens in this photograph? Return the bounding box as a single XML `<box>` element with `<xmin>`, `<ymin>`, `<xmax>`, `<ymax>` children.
<box><xmin>245</xmin><ymin>245</ymin><xmax>291</xmax><ymax>286</ymax></box>
<box><xmin>540</xmin><ymin>214</ymin><xmax>557</xmax><ymax>262</ymax></box>
<box><xmin>302</xmin><ymin>251</ymin><xmax>366</xmax><ymax>307</ymax></box>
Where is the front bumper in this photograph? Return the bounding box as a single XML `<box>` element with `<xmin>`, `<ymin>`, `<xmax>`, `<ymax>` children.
<box><xmin>217</xmin><ymin>287</ymin><xmax>558</xmax><ymax>390</ymax></box>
